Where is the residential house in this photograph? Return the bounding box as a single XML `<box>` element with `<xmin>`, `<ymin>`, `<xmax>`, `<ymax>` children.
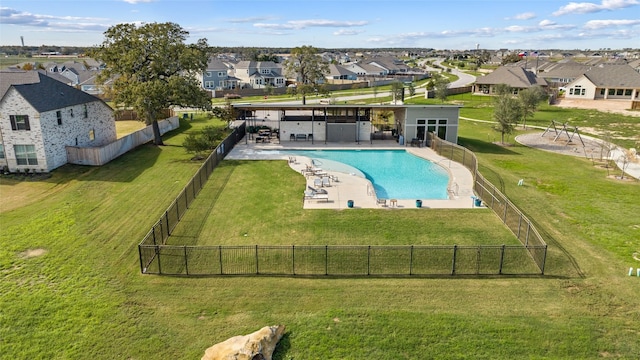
<box><xmin>564</xmin><ymin>64</ymin><xmax>640</xmax><ymax>100</ymax></box>
<box><xmin>201</xmin><ymin>58</ymin><xmax>239</xmax><ymax>91</ymax></box>
<box><xmin>325</xmin><ymin>64</ymin><xmax>358</xmax><ymax>81</ymax></box>
<box><xmin>233</xmin><ymin>61</ymin><xmax>286</xmax><ymax>89</ymax></box>
<box><xmin>0</xmin><ymin>70</ymin><xmax>116</xmax><ymax>172</ymax></box>
<box><xmin>536</xmin><ymin>60</ymin><xmax>593</xmax><ymax>88</ymax></box>
<box><xmin>473</xmin><ymin>66</ymin><xmax>547</xmax><ymax>94</ymax></box>
<box><xmin>343</xmin><ymin>61</ymin><xmax>387</xmax><ymax>76</ymax></box>
<box><xmin>364</xmin><ymin>56</ymin><xmax>410</xmax><ymax>74</ymax></box>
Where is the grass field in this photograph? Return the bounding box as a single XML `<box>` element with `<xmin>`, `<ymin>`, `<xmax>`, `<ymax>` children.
<box><xmin>1</xmin><ymin>110</ymin><xmax>639</xmax><ymax>359</ymax></box>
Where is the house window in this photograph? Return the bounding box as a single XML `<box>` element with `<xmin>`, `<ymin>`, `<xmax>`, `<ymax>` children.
<box><xmin>84</xmin><ymin>104</ymin><xmax>88</xmax><ymax>118</ymax></box>
<box><xmin>69</xmin><ymin>108</ymin><xmax>74</xmax><ymax>117</ymax></box>
<box><xmin>14</xmin><ymin>144</ymin><xmax>38</xmax><ymax>165</ymax></box>
<box><xmin>616</xmin><ymin>89</ymin><xmax>624</xmax><ymax>96</ymax></box>
<box><xmin>204</xmin><ymin>81</ymin><xmax>215</xmax><ymax>88</ymax></box>
<box><xmin>57</xmin><ymin>110</ymin><xmax>62</xmax><ymax>125</ymax></box>
<box><xmin>600</xmin><ymin>89</ymin><xmax>606</xmax><ymax>95</ymax></box>
<box><xmin>261</xmin><ymin>69</ymin><xmax>270</xmax><ymax>74</ymax></box>
<box><xmin>9</xmin><ymin>115</ymin><xmax>30</xmax><ymax>130</ymax></box>
<box><xmin>625</xmin><ymin>89</ymin><xmax>632</xmax><ymax>96</ymax></box>
<box><xmin>89</xmin><ymin>129</ymin><xmax>95</xmax><ymax>141</ymax></box>
<box><xmin>608</xmin><ymin>89</ymin><xmax>615</xmax><ymax>95</ymax></box>
<box><xmin>0</xmin><ymin>144</ymin><xmax>4</xmax><ymax>159</ymax></box>
<box><xmin>276</xmin><ymin>78</ymin><xmax>284</xmax><ymax>85</ymax></box>
<box><xmin>218</xmin><ymin>72</ymin><xmax>225</xmax><ymax>77</ymax></box>
<box><xmin>206</xmin><ymin>71</ymin><xmax>212</xmax><ymax>77</ymax></box>
<box><xmin>570</xmin><ymin>85</ymin><xmax>585</xmax><ymax>96</ymax></box>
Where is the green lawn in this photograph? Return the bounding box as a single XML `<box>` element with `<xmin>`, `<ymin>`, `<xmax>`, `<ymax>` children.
<box><xmin>1</xmin><ymin>113</ymin><xmax>639</xmax><ymax>359</ymax></box>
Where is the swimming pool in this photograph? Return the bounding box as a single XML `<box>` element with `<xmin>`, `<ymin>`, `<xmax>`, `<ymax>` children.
<box><xmin>288</xmin><ymin>150</ymin><xmax>450</xmax><ymax>200</ymax></box>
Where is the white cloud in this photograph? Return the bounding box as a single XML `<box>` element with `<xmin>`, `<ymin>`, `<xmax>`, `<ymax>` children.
<box><xmin>0</xmin><ymin>7</ymin><xmax>109</xmax><ymax>31</ymax></box>
<box><xmin>511</xmin><ymin>12</ymin><xmax>536</xmax><ymax>20</ymax></box>
<box><xmin>333</xmin><ymin>29</ymin><xmax>361</xmax><ymax>36</ymax></box>
<box><xmin>122</xmin><ymin>0</ymin><xmax>155</xmax><ymax>4</ymax></box>
<box><xmin>228</xmin><ymin>16</ymin><xmax>273</xmax><ymax>23</ymax></box>
<box><xmin>553</xmin><ymin>0</ymin><xmax>639</xmax><ymax>16</ymax></box>
<box><xmin>584</xmin><ymin>19</ymin><xmax>640</xmax><ymax>29</ymax></box>
<box><xmin>255</xmin><ymin>19</ymin><xmax>368</xmax><ymax>30</ymax></box>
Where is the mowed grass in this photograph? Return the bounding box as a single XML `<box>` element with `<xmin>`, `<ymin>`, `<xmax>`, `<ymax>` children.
<box><xmin>169</xmin><ymin>160</ymin><xmax>519</xmax><ymax>247</ymax></box>
<box><xmin>1</xmin><ymin>114</ymin><xmax>640</xmax><ymax>359</ymax></box>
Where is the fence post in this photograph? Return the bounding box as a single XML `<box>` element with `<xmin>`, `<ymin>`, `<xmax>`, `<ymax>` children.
<box><xmin>255</xmin><ymin>245</ymin><xmax>259</xmax><ymax>275</ymax></box>
<box><xmin>525</xmin><ymin>222</ymin><xmax>530</xmax><ymax>246</ymax></box>
<box><xmin>325</xmin><ymin>245</ymin><xmax>328</xmax><ymax>276</ymax></box>
<box><xmin>138</xmin><ymin>245</ymin><xmax>145</xmax><ymax>273</ymax></box>
<box><xmin>367</xmin><ymin>245</ymin><xmax>371</xmax><ymax>276</ymax></box>
<box><xmin>409</xmin><ymin>245</ymin><xmax>414</xmax><ymax>276</ymax></box>
<box><xmin>517</xmin><ymin>215</ymin><xmax>522</xmax><ymax>238</ymax></box>
<box><xmin>165</xmin><ymin>211</ymin><xmax>170</xmax><ymax>236</ymax></box>
<box><xmin>292</xmin><ymin>245</ymin><xmax>295</xmax><ymax>275</ymax></box>
<box><xmin>176</xmin><ymin>199</ymin><xmax>180</xmax><ymax>221</ymax></box>
<box><xmin>541</xmin><ymin>245</ymin><xmax>548</xmax><ymax>275</ymax></box>
<box><xmin>219</xmin><ymin>245</ymin><xmax>223</xmax><ymax>275</ymax></box>
<box><xmin>152</xmin><ymin>226</ymin><xmax>157</xmax><ymax>245</ymax></box>
<box><xmin>476</xmin><ymin>246</ymin><xmax>481</xmax><ymax>275</ymax></box>
<box><xmin>503</xmin><ymin>200</ymin><xmax>508</xmax><ymax>223</ymax></box>
<box><xmin>451</xmin><ymin>245</ymin><xmax>457</xmax><ymax>275</ymax></box>
<box><xmin>498</xmin><ymin>245</ymin><xmax>505</xmax><ymax>274</ymax></box>
<box><xmin>157</xmin><ymin>245</ymin><xmax>162</xmax><ymax>274</ymax></box>
<box><xmin>184</xmin><ymin>246</ymin><xmax>189</xmax><ymax>275</ymax></box>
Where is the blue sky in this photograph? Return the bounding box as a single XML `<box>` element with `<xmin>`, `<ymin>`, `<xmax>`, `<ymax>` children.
<box><xmin>1</xmin><ymin>0</ymin><xmax>639</xmax><ymax>50</ymax></box>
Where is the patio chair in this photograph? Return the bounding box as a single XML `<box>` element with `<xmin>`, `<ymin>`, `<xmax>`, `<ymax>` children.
<box><xmin>321</xmin><ymin>176</ymin><xmax>331</xmax><ymax>187</ymax></box>
<box><xmin>314</xmin><ymin>178</ymin><xmax>323</xmax><ymax>188</ymax></box>
<box><xmin>308</xmin><ymin>185</ymin><xmax>327</xmax><ymax>194</ymax></box>
<box><xmin>376</xmin><ymin>199</ymin><xmax>387</xmax><ymax>207</ymax></box>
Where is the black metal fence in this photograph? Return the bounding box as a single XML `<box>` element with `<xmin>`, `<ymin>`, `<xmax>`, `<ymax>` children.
<box><xmin>429</xmin><ymin>133</ymin><xmax>548</xmax><ymax>273</ymax></box>
<box><xmin>138</xmin><ymin>125</ymin><xmax>547</xmax><ymax>276</ymax></box>
<box><xmin>138</xmin><ymin>123</ymin><xmax>245</xmax><ymax>272</ymax></box>
<box><xmin>140</xmin><ymin>244</ymin><xmax>545</xmax><ymax>276</ymax></box>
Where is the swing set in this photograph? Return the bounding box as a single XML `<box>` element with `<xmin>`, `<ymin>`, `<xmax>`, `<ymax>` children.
<box><xmin>541</xmin><ymin>120</ymin><xmax>585</xmax><ymax>146</ymax></box>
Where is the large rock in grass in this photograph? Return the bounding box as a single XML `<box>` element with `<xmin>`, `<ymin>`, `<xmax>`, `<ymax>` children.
<box><xmin>201</xmin><ymin>325</ymin><xmax>286</xmax><ymax>360</ymax></box>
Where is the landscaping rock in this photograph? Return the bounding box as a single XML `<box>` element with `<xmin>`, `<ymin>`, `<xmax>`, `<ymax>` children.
<box><xmin>201</xmin><ymin>325</ymin><xmax>285</xmax><ymax>360</ymax></box>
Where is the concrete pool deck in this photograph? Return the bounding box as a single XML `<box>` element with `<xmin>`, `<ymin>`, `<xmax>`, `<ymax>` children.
<box><xmin>225</xmin><ymin>137</ymin><xmax>478</xmax><ymax>210</ymax></box>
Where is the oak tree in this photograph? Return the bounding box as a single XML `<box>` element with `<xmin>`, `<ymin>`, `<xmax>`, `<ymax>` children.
<box><xmin>92</xmin><ymin>22</ymin><xmax>211</xmax><ymax>145</ymax></box>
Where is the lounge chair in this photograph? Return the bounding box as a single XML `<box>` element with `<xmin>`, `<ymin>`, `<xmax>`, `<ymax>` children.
<box><xmin>308</xmin><ymin>185</ymin><xmax>327</xmax><ymax>194</ymax></box>
<box><xmin>314</xmin><ymin>178</ymin><xmax>323</xmax><ymax>188</ymax></box>
<box><xmin>321</xmin><ymin>176</ymin><xmax>331</xmax><ymax>187</ymax></box>
<box><xmin>304</xmin><ymin>190</ymin><xmax>329</xmax><ymax>202</ymax></box>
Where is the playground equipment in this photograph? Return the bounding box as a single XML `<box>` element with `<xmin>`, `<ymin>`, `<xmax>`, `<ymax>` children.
<box><xmin>541</xmin><ymin>120</ymin><xmax>585</xmax><ymax>147</ymax></box>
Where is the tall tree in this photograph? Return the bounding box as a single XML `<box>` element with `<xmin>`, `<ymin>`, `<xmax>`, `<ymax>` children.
<box><xmin>284</xmin><ymin>45</ymin><xmax>329</xmax><ymax>105</ymax></box>
<box><xmin>518</xmin><ymin>86</ymin><xmax>547</xmax><ymax>129</ymax></box>
<box><xmin>431</xmin><ymin>73</ymin><xmax>450</xmax><ymax>103</ymax></box>
<box><xmin>391</xmin><ymin>81</ymin><xmax>404</xmax><ymax>104</ymax></box>
<box><xmin>492</xmin><ymin>91</ymin><xmax>522</xmax><ymax>144</ymax></box>
<box><xmin>92</xmin><ymin>22</ymin><xmax>211</xmax><ymax>145</ymax></box>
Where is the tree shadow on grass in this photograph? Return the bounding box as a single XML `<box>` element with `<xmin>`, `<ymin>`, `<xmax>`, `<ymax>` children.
<box><xmin>458</xmin><ymin>136</ymin><xmax>521</xmax><ymax>155</ymax></box>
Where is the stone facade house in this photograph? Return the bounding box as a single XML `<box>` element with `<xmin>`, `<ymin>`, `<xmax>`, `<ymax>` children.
<box><xmin>0</xmin><ymin>71</ymin><xmax>115</xmax><ymax>172</ymax></box>
<box><xmin>564</xmin><ymin>64</ymin><xmax>640</xmax><ymax>100</ymax></box>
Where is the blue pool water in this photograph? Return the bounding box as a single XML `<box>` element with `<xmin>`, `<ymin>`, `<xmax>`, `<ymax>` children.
<box><xmin>289</xmin><ymin>150</ymin><xmax>450</xmax><ymax>200</ymax></box>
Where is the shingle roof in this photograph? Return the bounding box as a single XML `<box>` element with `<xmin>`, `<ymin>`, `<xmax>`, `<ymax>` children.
<box><xmin>0</xmin><ymin>70</ymin><xmax>40</xmax><ymax>100</ymax></box>
<box><xmin>582</xmin><ymin>64</ymin><xmax>640</xmax><ymax>88</ymax></box>
<box><xmin>475</xmin><ymin>66</ymin><xmax>547</xmax><ymax>87</ymax></box>
<box><xmin>7</xmin><ymin>72</ymin><xmax>106</xmax><ymax>113</ymax></box>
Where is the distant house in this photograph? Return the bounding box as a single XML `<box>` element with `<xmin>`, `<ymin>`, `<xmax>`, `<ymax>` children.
<box><xmin>564</xmin><ymin>64</ymin><xmax>640</xmax><ymax>100</ymax></box>
<box><xmin>0</xmin><ymin>71</ymin><xmax>115</xmax><ymax>172</ymax></box>
<box><xmin>201</xmin><ymin>58</ymin><xmax>239</xmax><ymax>91</ymax></box>
<box><xmin>343</xmin><ymin>62</ymin><xmax>387</xmax><ymax>76</ymax></box>
<box><xmin>473</xmin><ymin>66</ymin><xmax>547</xmax><ymax>94</ymax></box>
<box><xmin>536</xmin><ymin>60</ymin><xmax>593</xmax><ymax>88</ymax></box>
<box><xmin>325</xmin><ymin>64</ymin><xmax>358</xmax><ymax>81</ymax></box>
<box><xmin>233</xmin><ymin>61</ymin><xmax>286</xmax><ymax>89</ymax></box>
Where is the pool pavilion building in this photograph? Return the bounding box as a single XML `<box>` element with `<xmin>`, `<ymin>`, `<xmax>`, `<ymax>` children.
<box><xmin>232</xmin><ymin>104</ymin><xmax>461</xmax><ymax>146</ymax></box>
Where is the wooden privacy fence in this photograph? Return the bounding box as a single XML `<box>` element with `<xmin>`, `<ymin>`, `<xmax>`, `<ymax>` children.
<box><xmin>66</xmin><ymin>117</ymin><xmax>179</xmax><ymax>166</ymax></box>
<box><xmin>139</xmin><ymin>244</ymin><xmax>547</xmax><ymax>276</ymax></box>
